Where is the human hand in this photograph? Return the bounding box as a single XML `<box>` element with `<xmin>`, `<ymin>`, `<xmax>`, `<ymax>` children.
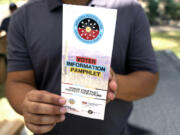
<box><xmin>107</xmin><ymin>68</ymin><xmax>118</xmax><ymax>103</ymax></box>
<box><xmin>22</xmin><ymin>90</ymin><xmax>66</xmax><ymax>134</ymax></box>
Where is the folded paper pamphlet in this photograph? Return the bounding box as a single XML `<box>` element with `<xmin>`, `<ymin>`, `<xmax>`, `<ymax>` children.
<box><xmin>61</xmin><ymin>4</ymin><xmax>117</xmax><ymax>120</ymax></box>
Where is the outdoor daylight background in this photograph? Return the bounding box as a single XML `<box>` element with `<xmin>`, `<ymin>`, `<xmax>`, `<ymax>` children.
<box><xmin>0</xmin><ymin>0</ymin><xmax>180</xmax><ymax>135</ymax></box>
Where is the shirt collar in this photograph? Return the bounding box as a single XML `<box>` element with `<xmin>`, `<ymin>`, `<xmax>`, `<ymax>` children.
<box><xmin>88</xmin><ymin>0</ymin><xmax>106</xmax><ymax>7</ymax></box>
<box><xmin>47</xmin><ymin>0</ymin><xmax>63</xmax><ymax>11</ymax></box>
<box><xmin>47</xmin><ymin>0</ymin><xmax>99</xmax><ymax>11</ymax></box>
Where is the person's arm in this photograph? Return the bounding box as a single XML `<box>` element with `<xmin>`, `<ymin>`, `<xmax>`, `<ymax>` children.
<box><xmin>107</xmin><ymin>4</ymin><xmax>159</xmax><ymax>102</ymax></box>
<box><xmin>6</xmin><ymin>7</ymin><xmax>67</xmax><ymax>134</ymax></box>
<box><xmin>6</xmin><ymin>70</ymin><xmax>36</xmax><ymax>114</ymax></box>
<box><xmin>108</xmin><ymin>70</ymin><xmax>159</xmax><ymax>102</ymax></box>
<box><xmin>6</xmin><ymin>70</ymin><xmax>67</xmax><ymax>134</ymax></box>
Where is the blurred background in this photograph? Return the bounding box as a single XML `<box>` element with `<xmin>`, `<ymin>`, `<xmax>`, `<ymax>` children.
<box><xmin>0</xmin><ymin>0</ymin><xmax>180</xmax><ymax>135</ymax></box>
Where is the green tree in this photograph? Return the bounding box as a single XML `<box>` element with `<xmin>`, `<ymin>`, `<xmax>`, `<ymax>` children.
<box><xmin>147</xmin><ymin>0</ymin><xmax>159</xmax><ymax>24</ymax></box>
<box><xmin>164</xmin><ymin>0</ymin><xmax>180</xmax><ymax>20</ymax></box>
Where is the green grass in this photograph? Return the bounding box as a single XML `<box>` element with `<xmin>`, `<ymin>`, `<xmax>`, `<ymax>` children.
<box><xmin>151</xmin><ymin>31</ymin><xmax>180</xmax><ymax>58</ymax></box>
<box><xmin>0</xmin><ymin>0</ymin><xmax>23</xmax><ymax>5</ymax></box>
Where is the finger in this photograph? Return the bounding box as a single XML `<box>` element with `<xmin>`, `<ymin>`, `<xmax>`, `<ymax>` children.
<box><xmin>106</xmin><ymin>94</ymin><xmax>114</xmax><ymax>104</ymax></box>
<box><xmin>109</xmin><ymin>68</ymin><xmax>115</xmax><ymax>80</ymax></box>
<box><xmin>27</xmin><ymin>102</ymin><xmax>67</xmax><ymax>115</ymax></box>
<box><xmin>24</xmin><ymin>113</ymin><xmax>65</xmax><ymax>125</ymax></box>
<box><xmin>27</xmin><ymin>90</ymin><xmax>66</xmax><ymax>106</ymax></box>
<box><xmin>108</xmin><ymin>80</ymin><xmax>117</xmax><ymax>92</ymax></box>
<box><xmin>26</xmin><ymin>123</ymin><xmax>55</xmax><ymax>134</ymax></box>
<box><xmin>106</xmin><ymin>99</ymin><xmax>111</xmax><ymax>104</ymax></box>
<box><xmin>107</xmin><ymin>91</ymin><xmax>116</xmax><ymax>101</ymax></box>
<box><xmin>109</xmin><ymin>73</ymin><xmax>112</xmax><ymax>81</ymax></box>
<box><xmin>56</xmin><ymin>115</ymin><xmax>66</xmax><ymax>123</ymax></box>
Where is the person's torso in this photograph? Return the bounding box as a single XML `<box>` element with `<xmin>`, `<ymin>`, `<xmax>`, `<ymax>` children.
<box><xmin>22</xmin><ymin>0</ymin><xmax>136</xmax><ymax>134</ymax></box>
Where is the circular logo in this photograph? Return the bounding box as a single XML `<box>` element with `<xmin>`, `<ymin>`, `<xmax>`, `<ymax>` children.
<box><xmin>88</xmin><ymin>110</ymin><xmax>93</xmax><ymax>114</ymax></box>
<box><xmin>74</xmin><ymin>14</ymin><xmax>104</xmax><ymax>44</ymax></box>
<box><xmin>69</xmin><ymin>98</ymin><xmax>75</xmax><ymax>105</ymax></box>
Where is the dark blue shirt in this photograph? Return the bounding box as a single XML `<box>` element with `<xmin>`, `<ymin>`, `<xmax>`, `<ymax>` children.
<box><xmin>7</xmin><ymin>0</ymin><xmax>158</xmax><ymax>135</ymax></box>
<box><xmin>0</xmin><ymin>17</ymin><xmax>10</xmax><ymax>32</ymax></box>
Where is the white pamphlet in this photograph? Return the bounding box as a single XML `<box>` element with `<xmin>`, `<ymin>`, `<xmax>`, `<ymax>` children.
<box><xmin>61</xmin><ymin>4</ymin><xmax>117</xmax><ymax>120</ymax></box>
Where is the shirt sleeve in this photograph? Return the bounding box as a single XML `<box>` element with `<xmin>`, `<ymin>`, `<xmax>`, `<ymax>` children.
<box><xmin>0</xmin><ymin>18</ymin><xmax>9</xmax><ymax>32</ymax></box>
<box><xmin>0</xmin><ymin>19</ymin><xmax>6</xmax><ymax>31</ymax></box>
<box><xmin>127</xmin><ymin>5</ymin><xmax>158</xmax><ymax>73</ymax></box>
<box><xmin>7</xmin><ymin>10</ymin><xmax>33</xmax><ymax>72</ymax></box>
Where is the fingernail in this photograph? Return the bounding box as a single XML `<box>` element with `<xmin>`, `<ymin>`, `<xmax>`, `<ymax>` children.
<box><xmin>111</xmin><ymin>80</ymin><xmax>117</xmax><ymax>90</ymax></box>
<box><xmin>109</xmin><ymin>92</ymin><xmax>115</xmax><ymax>100</ymax></box>
<box><xmin>61</xmin><ymin>115</ymin><xmax>66</xmax><ymax>121</ymax></box>
<box><xmin>59</xmin><ymin>98</ymin><xmax>66</xmax><ymax>104</ymax></box>
<box><xmin>60</xmin><ymin>107</ymin><xmax>67</xmax><ymax>113</ymax></box>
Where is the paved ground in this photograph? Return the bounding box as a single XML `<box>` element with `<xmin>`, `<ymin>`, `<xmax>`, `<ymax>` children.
<box><xmin>128</xmin><ymin>51</ymin><xmax>180</xmax><ymax>135</ymax></box>
<box><xmin>151</xmin><ymin>25</ymin><xmax>180</xmax><ymax>33</ymax></box>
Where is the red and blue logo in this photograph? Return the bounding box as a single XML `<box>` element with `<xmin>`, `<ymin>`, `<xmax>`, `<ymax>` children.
<box><xmin>74</xmin><ymin>14</ymin><xmax>104</xmax><ymax>44</ymax></box>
